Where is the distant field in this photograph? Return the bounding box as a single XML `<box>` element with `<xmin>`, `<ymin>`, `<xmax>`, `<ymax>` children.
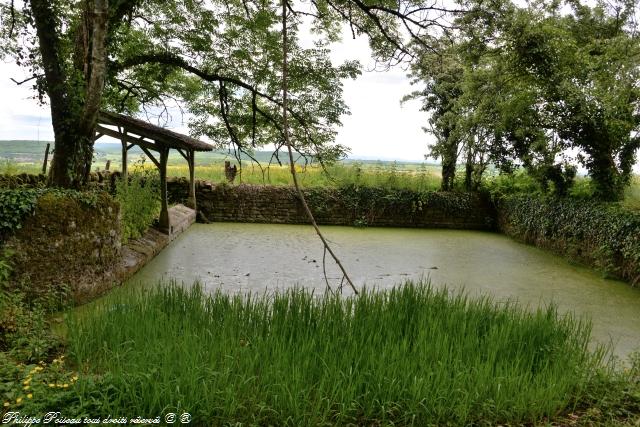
<box><xmin>0</xmin><ymin>139</ymin><xmax>433</xmax><ymax>170</ymax></box>
<box><xmin>0</xmin><ymin>139</ymin><xmax>441</xmax><ymax>190</ymax></box>
<box><xmin>166</xmin><ymin>162</ymin><xmax>441</xmax><ymax>190</ymax></box>
<box><xmin>1</xmin><ymin>140</ymin><xmax>638</xmax><ymax>204</ymax></box>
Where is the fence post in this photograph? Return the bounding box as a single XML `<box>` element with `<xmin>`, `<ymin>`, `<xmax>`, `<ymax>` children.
<box><xmin>42</xmin><ymin>143</ymin><xmax>50</xmax><ymax>175</ymax></box>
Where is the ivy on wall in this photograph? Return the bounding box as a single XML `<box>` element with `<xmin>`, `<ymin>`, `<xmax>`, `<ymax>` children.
<box><xmin>303</xmin><ymin>184</ymin><xmax>483</xmax><ymax>227</ymax></box>
<box><xmin>0</xmin><ymin>188</ymin><xmax>98</xmax><ymax>238</ymax></box>
<box><xmin>498</xmin><ymin>195</ymin><xmax>640</xmax><ymax>283</ymax></box>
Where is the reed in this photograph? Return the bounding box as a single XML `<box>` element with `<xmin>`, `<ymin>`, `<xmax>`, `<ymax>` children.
<box><xmin>66</xmin><ymin>280</ymin><xmax>609</xmax><ymax>425</ymax></box>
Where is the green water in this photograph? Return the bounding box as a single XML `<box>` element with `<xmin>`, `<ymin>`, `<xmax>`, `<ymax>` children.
<box><xmin>127</xmin><ymin>222</ymin><xmax>640</xmax><ymax>359</ymax></box>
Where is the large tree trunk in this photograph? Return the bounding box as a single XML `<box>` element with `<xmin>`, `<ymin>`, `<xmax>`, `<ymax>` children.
<box><xmin>588</xmin><ymin>148</ymin><xmax>624</xmax><ymax>201</ymax></box>
<box><xmin>31</xmin><ymin>0</ymin><xmax>108</xmax><ymax>188</ymax></box>
<box><xmin>439</xmin><ymin>128</ymin><xmax>458</xmax><ymax>191</ymax></box>
<box><xmin>464</xmin><ymin>145</ymin><xmax>473</xmax><ymax>192</ymax></box>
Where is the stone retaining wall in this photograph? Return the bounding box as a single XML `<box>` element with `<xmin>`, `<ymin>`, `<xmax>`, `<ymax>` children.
<box><xmin>4</xmin><ymin>192</ymin><xmax>122</xmax><ymax>304</ymax></box>
<box><xmin>168</xmin><ymin>178</ymin><xmax>495</xmax><ymax>230</ymax></box>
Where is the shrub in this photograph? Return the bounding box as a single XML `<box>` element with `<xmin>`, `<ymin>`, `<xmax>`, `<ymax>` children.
<box><xmin>114</xmin><ymin>167</ymin><xmax>160</xmax><ymax>242</ymax></box>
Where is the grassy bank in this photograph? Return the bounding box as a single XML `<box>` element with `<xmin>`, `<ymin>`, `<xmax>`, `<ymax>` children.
<box><xmin>167</xmin><ymin>162</ymin><xmax>442</xmax><ymax>191</ymax></box>
<box><xmin>1</xmin><ymin>159</ymin><xmax>442</xmax><ymax>191</ymax></box>
<box><xmin>61</xmin><ymin>281</ymin><xmax>635</xmax><ymax>425</ymax></box>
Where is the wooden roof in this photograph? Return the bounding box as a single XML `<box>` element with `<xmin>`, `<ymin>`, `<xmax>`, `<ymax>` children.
<box><xmin>98</xmin><ymin>111</ymin><xmax>213</xmax><ymax>152</ymax></box>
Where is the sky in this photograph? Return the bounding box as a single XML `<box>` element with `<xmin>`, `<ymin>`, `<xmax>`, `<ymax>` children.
<box><xmin>0</xmin><ymin>23</ymin><xmax>432</xmax><ymax>162</ymax></box>
<box><xmin>0</xmin><ymin>19</ymin><xmax>637</xmax><ymax>170</ymax></box>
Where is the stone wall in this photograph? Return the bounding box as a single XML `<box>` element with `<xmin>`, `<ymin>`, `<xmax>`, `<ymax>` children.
<box><xmin>168</xmin><ymin>178</ymin><xmax>495</xmax><ymax>230</ymax></box>
<box><xmin>4</xmin><ymin>192</ymin><xmax>122</xmax><ymax>304</ymax></box>
<box><xmin>495</xmin><ymin>194</ymin><xmax>640</xmax><ymax>285</ymax></box>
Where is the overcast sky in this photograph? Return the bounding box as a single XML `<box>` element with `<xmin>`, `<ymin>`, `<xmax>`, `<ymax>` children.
<box><xmin>0</xmin><ymin>21</ymin><xmax>637</xmax><ymax>171</ymax></box>
<box><xmin>0</xmin><ymin>22</ymin><xmax>433</xmax><ymax>162</ymax></box>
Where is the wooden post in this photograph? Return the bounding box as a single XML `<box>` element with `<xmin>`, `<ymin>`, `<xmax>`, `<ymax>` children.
<box><xmin>120</xmin><ymin>129</ymin><xmax>128</xmax><ymax>181</ymax></box>
<box><xmin>42</xmin><ymin>143</ymin><xmax>50</xmax><ymax>175</ymax></box>
<box><xmin>187</xmin><ymin>149</ymin><xmax>196</xmax><ymax>209</ymax></box>
<box><xmin>105</xmin><ymin>160</ymin><xmax>111</xmax><ymax>171</ymax></box>
<box><xmin>158</xmin><ymin>146</ymin><xmax>170</xmax><ymax>233</ymax></box>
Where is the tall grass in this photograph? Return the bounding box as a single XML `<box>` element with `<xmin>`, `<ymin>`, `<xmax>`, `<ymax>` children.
<box><xmin>66</xmin><ymin>280</ymin><xmax>609</xmax><ymax>425</ymax></box>
<box><xmin>166</xmin><ymin>162</ymin><xmax>441</xmax><ymax>191</ymax></box>
<box><xmin>114</xmin><ymin>168</ymin><xmax>160</xmax><ymax>242</ymax></box>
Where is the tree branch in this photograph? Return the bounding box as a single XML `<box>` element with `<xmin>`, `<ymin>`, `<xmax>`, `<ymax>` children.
<box><xmin>116</xmin><ymin>52</ymin><xmax>317</xmax><ymax>132</ymax></box>
<box><xmin>8</xmin><ymin>0</ymin><xmax>15</xmax><ymax>38</ymax></box>
<box><xmin>10</xmin><ymin>74</ymin><xmax>41</xmax><ymax>85</ymax></box>
<box><xmin>281</xmin><ymin>0</ymin><xmax>358</xmax><ymax>295</ymax></box>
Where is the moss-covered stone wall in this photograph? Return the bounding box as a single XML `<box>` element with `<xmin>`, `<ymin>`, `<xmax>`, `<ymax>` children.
<box><xmin>495</xmin><ymin>194</ymin><xmax>640</xmax><ymax>285</ymax></box>
<box><xmin>168</xmin><ymin>179</ymin><xmax>496</xmax><ymax>230</ymax></box>
<box><xmin>4</xmin><ymin>192</ymin><xmax>122</xmax><ymax>303</ymax></box>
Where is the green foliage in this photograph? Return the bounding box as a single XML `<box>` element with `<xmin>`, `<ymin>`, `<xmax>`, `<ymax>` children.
<box><xmin>0</xmin><ymin>245</ymin><xmax>84</xmax><ymax>415</ymax></box>
<box><xmin>0</xmin><ymin>189</ymin><xmax>41</xmax><ymax>237</ymax></box>
<box><xmin>0</xmin><ymin>291</ymin><xmax>60</xmax><ymax>363</ymax></box>
<box><xmin>67</xmin><ymin>280</ymin><xmax>612</xmax><ymax>425</ymax></box>
<box><xmin>0</xmin><ymin>188</ymin><xmax>98</xmax><ymax>239</ymax></box>
<box><xmin>114</xmin><ymin>167</ymin><xmax>160</xmax><ymax>243</ymax></box>
<box><xmin>0</xmin><ymin>251</ymin><xmax>65</xmax><ymax>369</ymax></box>
<box><xmin>483</xmin><ymin>170</ymin><xmax>560</xmax><ymax>200</ymax></box>
<box><xmin>497</xmin><ymin>194</ymin><xmax>640</xmax><ymax>283</ymax></box>
<box><xmin>0</xmin><ymin>250</ymin><xmax>13</xmax><ymax>284</ymax></box>
<box><xmin>410</xmin><ymin>0</ymin><xmax>640</xmax><ymax>201</ymax></box>
<box><xmin>0</xmin><ymin>354</ymin><xmax>94</xmax><ymax>417</ymax></box>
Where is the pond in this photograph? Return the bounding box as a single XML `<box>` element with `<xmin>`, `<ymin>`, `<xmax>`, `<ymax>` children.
<box><xmin>127</xmin><ymin>223</ymin><xmax>640</xmax><ymax>359</ymax></box>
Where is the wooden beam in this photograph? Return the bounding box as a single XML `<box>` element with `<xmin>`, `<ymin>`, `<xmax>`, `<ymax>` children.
<box><xmin>187</xmin><ymin>149</ymin><xmax>196</xmax><ymax>209</ymax></box>
<box><xmin>139</xmin><ymin>146</ymin><xmax>160</xmax><ymax>169</ymax></box>
<box><xmin>94</xmin><ymin>132</ymin><xmax>104</xmax><ymax>142</ymax></box>
<box><xmin>158</xmin><ymin>147</ymin><xmax>170</xmax><ymax>233</ymax></box>
<box><xmin>121</xmin><ymin>129</ymin><xmax>128</xmax><ymax>180</ymax></box>
<box><xmin>95</xmin><ymin>125</ymin><xmax>161</xmax><ymax>153</ymax></box>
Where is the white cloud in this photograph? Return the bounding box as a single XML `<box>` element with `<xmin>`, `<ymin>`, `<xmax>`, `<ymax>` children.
<box><xmin>0</xmin><ymin>63</ymin><xmax>53</xmax><ymax>141</ymax></box>
<box><xmin>328</xmin><ymin>26</ymin><xmax>433</xmax><ymax>161</ymax></box>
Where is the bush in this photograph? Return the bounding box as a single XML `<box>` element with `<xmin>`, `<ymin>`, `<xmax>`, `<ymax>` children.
<box><xmin>0</xmin><ymin>249</ymin><xmax>101</xmax><ymax>418</ymax></box>
<box><xmin>114</xmin><ymin>167</ymin><xmax>160</xmax><ymax>242</ymax></box>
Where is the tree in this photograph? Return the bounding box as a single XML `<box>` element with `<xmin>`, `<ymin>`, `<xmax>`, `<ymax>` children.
<box><xmin>1</xmin><ymin>0</ymin><xmax>462</xmax><ymax>188</ymax></box>
<box><xmin>0</xmin><ymin>0</ymin><xmax>119</xmax><ymax>187</ymax></box>
<box><xmin>409</xmin><ymin>0</ymin><xmax>639</xmax><ymax>199</ymax></box>
<box><xmin>406</xmin><ymin>39</ymin><xmax>464</xmax><ymax>191</ymax></box>
<box><xmin>504</xmin><ymin>0</ymin><xmax>640</xmax><ymax>200</ymax></box>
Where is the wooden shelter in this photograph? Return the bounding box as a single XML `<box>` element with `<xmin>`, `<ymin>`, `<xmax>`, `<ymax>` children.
<box><xmin>95</xmin><ymin>111</ymin><xmax>213</xmax><ymax>233</ymax></box>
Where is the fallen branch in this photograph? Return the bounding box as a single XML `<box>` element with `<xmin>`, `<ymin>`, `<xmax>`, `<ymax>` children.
<box><xmin>281</xmin><ymin>0</ymin><xmax>358</xmax><ymax>295</ymax></box>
